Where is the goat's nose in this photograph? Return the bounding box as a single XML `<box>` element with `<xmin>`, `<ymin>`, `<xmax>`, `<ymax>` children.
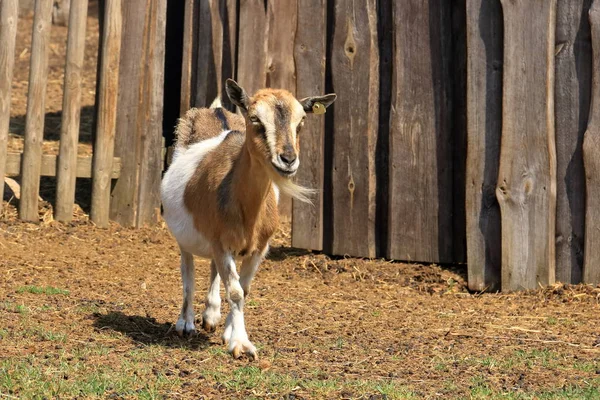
<box><xmin>279</xmin><ymin>153</ymin><xmax>297</xmax><ymax>166</ymax></box>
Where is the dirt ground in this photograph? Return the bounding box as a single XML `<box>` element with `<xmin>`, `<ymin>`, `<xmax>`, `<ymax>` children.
<box><xmin>2</xmin><ymin>201</ymin><xmax>600</xmax><ymax>399</ymax></box>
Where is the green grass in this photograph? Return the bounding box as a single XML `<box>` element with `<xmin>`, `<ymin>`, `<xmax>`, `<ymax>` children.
<box><xmin>17</xmin><ymin>285</ymin><xmax>70</xmax><ymax>295</ymax></box>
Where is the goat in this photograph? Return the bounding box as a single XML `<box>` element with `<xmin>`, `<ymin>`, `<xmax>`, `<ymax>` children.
<box><xmin>161</xmin><ymin>79</ymin><xmax>336</xmax><ymax>359</ymax></box>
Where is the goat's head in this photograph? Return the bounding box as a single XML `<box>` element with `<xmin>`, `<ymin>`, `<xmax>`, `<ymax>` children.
<box><xmin>225</xmin><ymin>79</ymin><xmax>336</xmax><ymax>180</ymax></box>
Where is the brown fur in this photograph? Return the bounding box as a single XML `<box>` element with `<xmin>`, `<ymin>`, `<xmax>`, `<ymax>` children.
<box><xmin>175</xmin><ymin>107</ymin><xmax>245</xmax><ymax>148</ymax></box>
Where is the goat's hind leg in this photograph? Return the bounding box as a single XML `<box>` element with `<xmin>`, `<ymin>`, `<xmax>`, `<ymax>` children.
<box><xmin>201</xmin><ymin>260</ymin><xmax>222</xmax><ymax>333</ymax></box>
<box><xmin>175</xmin><ymin>249</ymin><xmax>197</xmax><ymax>337</ymax></box>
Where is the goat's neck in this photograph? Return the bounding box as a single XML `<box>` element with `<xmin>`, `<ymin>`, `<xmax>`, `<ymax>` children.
<box><xmin>232</xmin><ymin>143</ymin><xmax>273</xmax><ymax>220</ymax></box>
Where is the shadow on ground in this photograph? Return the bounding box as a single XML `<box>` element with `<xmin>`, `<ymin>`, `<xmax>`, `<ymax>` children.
<box><xmin>92</xmin><ymin>311</ymin><xmax>210</xmax><ymax>350</ymax></box>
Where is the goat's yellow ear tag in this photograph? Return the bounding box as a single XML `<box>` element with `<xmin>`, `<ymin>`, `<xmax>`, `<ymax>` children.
<box><xmin>312</xmin><ymin>102</ymin><xmax>326</xmax><ymax>115</ymax></box>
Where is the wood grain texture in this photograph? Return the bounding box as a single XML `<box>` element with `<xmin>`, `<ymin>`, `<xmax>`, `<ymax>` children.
<box><xmin>583</xmin><ymin>0</ymin><xmax>600</xmax><ymax>284</ymax></box>
<box><xmin>55</xmin><ymin>0</ymin><xmax>89</xmax><ymax>221</ymax></box>
<box><xmin>109</xmin><ymin>0</ymin><xmax>146</xmax><ymax>226</ymax></box>
<box><xmin>194</xmin><ymin>0</ymin><xmax>236</xmax><ymax>109</ymax></box>
<box><xmin>237</xmin><ymin>0</ymin><xmax>267</xmax><ymax>96</ymax></box>
<box><xmin>465</xmin><ymin>0</ymin><xmax>503</xmax><ymax>291</ymax></box>
<box><xmin>91</xmin><ymin>0</ymin><xmax>122</xmax><ymax>228</ymax></box>
<box><xmin>497</xmin><ymin>0</ymin><xmax>557</xmax><ymax>291</ymax></box>
<box><xmin>291</xmin><ymin>0</ymin><xmax>327</xmax><ymax>250</ymax></box>
<box><xmin>330</xmin><ymin>0</ymin><xmax>378</xmax><ymax>258</ymax></box>
<box><xmin>555</xmin><ymin>0</ymin><xmax>593</xmax><ymax>284</ymax></box>
<box><xmin>136</xmin><ymin>0</ymin><xmax>166</xmax><ymax>227</ymax></box>
<box><xmin>179</xmin><ymin>0</ymin><xmax>196</xmax><ymax>114</ymax></box>
<box><xmin>6</xmin><ymin>152</ymin><xmax>121</xmax><ymax>179</ymax></box>
<box><xmin>0</xmin><ymin>0</ymin><xmax>18</xmax><ymax>213</ymax></box>
<box><xmin>266</xmin><ymin>0</ymin><xmax>297</xmax><ymax>220</ymax></box>
<box><xmin>20</xmin><ymin>0</ymin><xmax>53</xmax><ymax>221</ymax></box>
<box><xmin>387</xmin><ymin>0</ymin><xmax>453</xmax><ymax>263</ymax></box>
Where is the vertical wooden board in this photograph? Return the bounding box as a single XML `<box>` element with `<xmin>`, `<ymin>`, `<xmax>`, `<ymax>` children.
<box><xmin>291</xmin><ymin>0</ymin><xmax>327</xmax><ymax>251</ymax></box>
<box><xmin>91</xmin><ymin>0</ymin><xmax>122</xmax><ymax>227</ymax></box>
<box><xmin>266</xmin><ymin>0</ymin><xmax>297</xmax><ymax>220</ymax></box>
<box><xmin>465</xmin><ymin>0</ymin><xmax>503</xmax><ymax>291</ymax></box>
<box><xmin>329</xmin><ymin>0</ymin><xmax>378</xmax><ymax>258</ymax></box>
<box><xmin>179</xmin><ymin>0</ymin><xmax>196</xmax><ymax>114</ymax></box>
<box><xmin>55</xmin><ymin>0</ymin><xmax>89</xmax><ymax>221</ymax></box>
<box><xmin>497</xmin><ymin>0</ymin><xmax>557</xmax><ymax>291</ymax></box>
<box><xmin>387</xmin><ymin>0</ymin><xmax>453</xmax><ymax>263</ymax></box>
<box><xmin>583</xmin><ymin>0</ymin><xmax>600</xmax><ymax>284</ymax></box>
<box><xmin>136</xmin><ymin>0</ymin><xmax>166</xmax><ymax>227</ymax></box>
<box><xmin>0</xmin><ymin>0</ymin><xmax>18</xmax><ymax>213</ymax></box>
<box><xmin>109</xmin><ymin>0</ymin><xmax>147</xmax><ymax>225</ymax></box>
<box><xmin>20</xmin><ymin>0</ymin><xmax>53</xmax><ymax>221</ymax></box>
<box><xmin>192</xmin><ymin>0</ymin><xmax>237</xmax><ymax>109</ymax></box>
<box><xmin>555</xmin><ymin>0</ymin><xmax>593</xmax><ymax>284</ymax></box>
<box><xmin>451</xmin><ymin>0</ymin><xmax>467</xmax><ymax>263</ymax></box>
<box><xmin>237</xmin><ymin>0</ymin><xmax>267</xmax><ymax>96</ymax></box>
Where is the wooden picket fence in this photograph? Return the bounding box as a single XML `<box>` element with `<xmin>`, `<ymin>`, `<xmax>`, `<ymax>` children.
<box><xmin>0</xmin><ymin>0</ymin><xmax>166</xmax><ymax>228</ymax></box>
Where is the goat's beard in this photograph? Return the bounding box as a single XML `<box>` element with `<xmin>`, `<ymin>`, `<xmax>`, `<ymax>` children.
<box><xmin>269</xmin><ymin>170</ymin><xmax>316</xmax><ymax>205</ymax></box>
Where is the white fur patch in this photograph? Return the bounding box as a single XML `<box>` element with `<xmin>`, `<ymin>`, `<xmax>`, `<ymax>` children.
<box><xmin>161</xmin><ymin>131</ymin><xmax>231</xmax><ymax>257</ymax></box>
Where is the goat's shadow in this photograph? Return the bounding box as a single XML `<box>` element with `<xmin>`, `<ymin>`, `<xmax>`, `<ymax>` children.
<box><xmin>92</xmin><ymin>311</ymin><xmax>210</xmax><ymax>349</ymax></box>
<box><xmin>267</xmin><ymin>246</ymin><xmax>312</xmax><ymax>262</ymax></box>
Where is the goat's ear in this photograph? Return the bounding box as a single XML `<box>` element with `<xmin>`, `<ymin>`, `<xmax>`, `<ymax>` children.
<box><xmin>225</xmin><ymin>79</ymin><xmax>250</xmax><ymax>111</ymax></box>
<box><xmin>299</xmin><ymin>93</ymin><xmax>337</xmax><ymax>113</ymax></box>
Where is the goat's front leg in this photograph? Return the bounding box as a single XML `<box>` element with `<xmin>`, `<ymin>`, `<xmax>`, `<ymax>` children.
<box><xmin>201</xmin><ymin>260</ymin><xmax>221</xmax><ymax>333</ymax></box>
<box><xmin>175</xmin><ymin>249</ymin><xmax>196</xmax><ymax>336</ymax></box>
<box><xmin>213</xmin><ymin>247</ymin><xmax>257</xmax><ymax>360</ymax></box>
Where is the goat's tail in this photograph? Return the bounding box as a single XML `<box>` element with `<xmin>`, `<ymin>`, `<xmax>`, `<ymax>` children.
<box><xmin>209</xmin><ymin>96</ymin><xmax>223</xmax><ymax>109</ymax></box>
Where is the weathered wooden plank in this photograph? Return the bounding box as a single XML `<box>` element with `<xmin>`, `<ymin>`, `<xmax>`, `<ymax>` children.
<box><xmin>583</xmin><ymin>0</ymin><xmax>600</xmax><ymax>284</ymax></box>
<box><xmin>6</xmin><ymin>152</ymin><xmax>121</xmax><ymax>179</ymax></box>
<box><xmin>55</xmin><ymin>0</ymin><xmax>89</xmax><ymax>222</ymax></box>
<box><xmin>193</xmin><ymin>0</ymin><xmax>237</xmax><ymax>109</ymax></box>
<box><xmin>91</xmin><ymin>0</ymin><xmax>122</xmax><ymax>228</ymax></box>
<box><xmin>291</xmin><ymin>0</ymin><xmax>326</xmax><ymax>251</ymax></box>
<box><xmin>465</xmin><ymin>0</ymin><xmax>503</xmax><ymax>291</ymax></box>
<box><xmin>387</xmin><ymin>0</ymin><xmax>453</xmax><ymax>263</ymax></box>
<box><xmin>330</xmin><ymin>0</ymin><xmax>378</xmax><ymax>258</ymax></box>
<box><xmin>109</xmin><ymin>0</ymin><xmax>147</xmax><ymax>226</ymax></box>
<box><xmin>136</xmin><ymin>0</ymin><xmax>166</xmax><ymax>227</ymax></box>
<box><xmin>497</xmin><ymin>0</ymin><xmax>557</xmax><ymax>291</ymax></box>
<box><xmin>0</xmin><ymin>0</ymin><xmax>18</xmax><ymax>213</ymax></box>
<box><xmin>20</xmin><ymin>0</ymin><xmax>53</xmax><ymax>221</ymax></box>
<box><xmin>180</xmin><ymin>0</ymin><xmax>196</xmax><ymax>114</ymax></box>
<box><xmin>236</xmin><ymin>0</ymin><xmax>267</xmax><ymax>97</ymax></box>
<box><xmin>555</xmin><ymin>0</ymin><xmax>593</xmax><ymax>284</ymax></box>
<box><xmin>266</xmin><ymin>0</ymin><xmax>297</xmax><ymax>220</ymax></box>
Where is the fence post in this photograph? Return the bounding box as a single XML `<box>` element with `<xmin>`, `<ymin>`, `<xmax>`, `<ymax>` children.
<box><xmin>291</xmin><ymin>0</ymin><xmax>327</xmax><ymax>251</ymax></box>
<box><xmin>237</xmin><ymin>0</ymin><xmax>267</xmax><ymax>96</ymax></box>
<box><xmin>387</xmin><ymin>0</ymin><xmax>454</xmax><ymax>263</ymax></box>
<box><xmin>465</xmin><ymin>0</ymin><xmax>503</xmax><ymax>291</ymax></box>
<box><xmin>20</xmin><ymin>0</ymin><xmax>53</xmax><ymax>221</ymax></box>
<box><xmin>329</xmin><ymin>0</ymin><xmax>378</xmax><ymax>258</ymax></box>
<box><xmin>0</xmin><ymin>0</ymin><xmax>19</xmax><ymax>212</ymax></box>
<box><xmin>91</xmin><ymin>0</ymin><xmax>121</xmax><ymax>227</ymax></box>
<box><xmin>497</xmin><ymin>0</ymin><xmax>557</xmax><ymax>291</ymax></box>
<box><xmin>554</xmin><ymin>1</ymin><xmax>593</xmax><ymax>284</ymax></box>
<box><xmin>55</xmin><ymin>0</ymin><xmax>88</xmax><ymax>221</ymax></box>
<box><xmin>583</xmin><ymin>0</ymin><xmax>600</xmax><ymax>284</ymax></box>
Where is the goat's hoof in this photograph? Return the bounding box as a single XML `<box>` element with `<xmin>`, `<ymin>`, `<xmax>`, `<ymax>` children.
<box><xmin>175</xmin><ymin>318</ymin><xmax>196</xmax><ymax>337</ymax></box>
<box><xmin>201</xmin><ymin>318</ymin><xmax>217</xmax><ymax>333</ymax></box>
<box><xmin>229</xmin><ymin>339</ymin><xmax>257</xmax><ymax>361</ymax></box>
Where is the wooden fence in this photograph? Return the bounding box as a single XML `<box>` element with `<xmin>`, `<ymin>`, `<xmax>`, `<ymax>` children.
<box><xmin>0</xmin><ymin>0</ymin><xmax>166</xmax><ymax>228</ymax></box>
<box><xmin>3</xmin><ymin>0</ymin><xmax>600</xmax><ymax>293</ymax></box>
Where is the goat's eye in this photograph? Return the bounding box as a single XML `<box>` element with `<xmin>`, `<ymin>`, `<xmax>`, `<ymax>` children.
<box><xmin>297</xmin><ymin>119</ymin><xmax>305</xmax><ymax>133</ymax></box>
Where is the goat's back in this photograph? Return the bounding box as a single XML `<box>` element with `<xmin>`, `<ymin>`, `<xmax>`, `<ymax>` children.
<box><xmin>175</xmin><ymin>107</ymin><xmax>245</xmax><ymax>149</ymax></box>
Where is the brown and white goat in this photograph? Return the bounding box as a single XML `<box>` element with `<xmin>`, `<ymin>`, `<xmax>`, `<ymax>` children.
<box><xmin>161</xmin><ymin>79</ymin><xmax>336</xmax><ymax>359</ymax></box>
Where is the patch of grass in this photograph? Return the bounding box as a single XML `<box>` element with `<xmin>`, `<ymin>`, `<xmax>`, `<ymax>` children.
<box><xmin>246</xmin><ymin>299</ymin><xmax>259</xmax><ymax>308</ymax></box>
<box><xmin>0</xmin><ymin>301</ymin><xmax>29</xmax><ymax>314</ymax></box>
<box><xmin>17</xmin><ymin>285</ymin><xmax>70</xmax><ymax>295</ymax></box>
<box><xmin>546</xmin><ymin>316</ymin><xmax>558</xmax><ymax>325</ymax></box>
<box><xmin>0</xmin><ymin>329</ymin><xmax>8</xmax><ymax>339</ymax></box>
